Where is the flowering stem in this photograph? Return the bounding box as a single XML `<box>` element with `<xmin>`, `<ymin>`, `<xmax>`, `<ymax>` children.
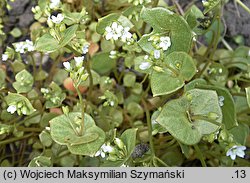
<box><xmin>74</xmin><ymin>83</ymin><xmax>85</xmax><ymax>135</ymax></box>
<box><xmin>235</xmin><ymin>0</ymin><xmax>250</xmax><ymax>14</ymax></box>
<box><xmin>85</xmin><ymin>54</ymin><xmax>93</xmax><ymax>101</ymax></box>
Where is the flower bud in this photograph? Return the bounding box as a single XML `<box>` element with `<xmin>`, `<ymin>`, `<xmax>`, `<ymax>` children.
<box><xmin>114</xmin><ymin>138</ymin><xmax>125</xmax><ymax>150</ymax></box>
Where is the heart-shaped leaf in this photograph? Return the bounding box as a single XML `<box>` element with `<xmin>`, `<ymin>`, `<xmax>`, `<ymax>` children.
<box><xmin>156</xmin><ymin>89</ymin><xmax>222</xmax><ymax>145</ymax></box>
<box><xmin>138</xmin><ymin>7</ymin><xmax>193</xmax><ymax>55</ymax></box>
<box><xmin>50</xmin><ymin>112</ymin><xmax>105</xmax><ymax>156</ymax></box>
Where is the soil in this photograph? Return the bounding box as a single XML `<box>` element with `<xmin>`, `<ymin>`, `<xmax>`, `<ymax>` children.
<box><xmin>2</xmin><ymin>0</ymin><xmax>250</xmax><ymax>51</ymax></box>
<box><xmin>169</xmin><ymin>0</ymin><xmax>250</xmax><ymax>46</ymax></box>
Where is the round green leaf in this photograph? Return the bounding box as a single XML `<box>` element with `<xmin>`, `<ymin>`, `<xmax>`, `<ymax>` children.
<box><xmin>50</xmin><ymin>112</ymin><xmax>105</xmax><ymax>156</ymax></box>
<box><xmin>156</xmin><ymin>89</ymin><xmax>222</xmax><ymax>145</ymax></box>
<box><xmin>5</xmin><ymin>93</ymin><xmax>36</xmax><ymax>115</ymax></box>
<box><xmin>28</xmin><ymin>156</ymin><xmax>52</xmax><ymax>167</ymax></box>
<box><xmin>91</xmin><ymin>52</ymin><xmax>116</xmax><ymax>75</ymax></box>
<box><xmin>39</xmin><ymin>130</ymin><xmax>53</xmax><ymax>147</ymax></box>
<box><xmin>123</xmin><ymin>72</ymin><xmax>136</xmax><ymax>87</ymax></box>
<box><xmin>151</xmin><ymin>52</ymin><xmax>196</xmax><ymax>96</ymax></box>
<box><xmin>13</xmin><ymin>69</ymin><xmax>34</xmax><ymax>93</ymax></box>
<box><xmin>138</xmin><ymin>7</ymin><xmax>193</xmax><ymax>54</ymax></box>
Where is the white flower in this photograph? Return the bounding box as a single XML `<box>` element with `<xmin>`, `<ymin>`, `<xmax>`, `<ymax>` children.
<box><xmin>95</xmin><ymin>150</ymin><xmax>106</xmax><ymax>158</ymax></box>
<box><xmin>153</xmin><ymin>50</ymin><xmax>161</xmax><ymax>59</ymax></box>
<box><xmin>51</xmin><ymin>13</ymin><xmax>64</xmax><ymax>24</ymax></box>
<box><xmin>25</xmin><ymin>40</ymin><xmax>35</xmax><ymax>52</ymax></box>
<box><xmin>121</xmin><ymin>27</ymin><xmax>132</xmax><ymax>42</ymax></box>
<box><xmin>14</xmin><ymin>40</ymin><xmax>34</xmax><ymax>53</ymax></box>
<box><xmin>159</xmin><ymin>36</ymin><xmax>171</xmax><ymax>51</ymax></box>
<box><xmin>109</xmin><ymin>50</ymin><xmax>117</xmax><ymax>58</ymax></box>
<box><xmin>144</xmin><ymin>55</ymin><xmax>149</xmax><ymax>60</ymax></box>
<box><xmin>94</xmin><ymin>144</ymin><xmax>114</xmax><ymax>158</ymax></box>
<box><xmin>45</xmin><ymin>127</ymin><xmax>51</xmax><ymax>131</ymax></box>
<box><xmin>50</xmin><ymin>0</ymin><xmax>60</xmax><ymax>9</ymax></box>
<box><xmin>139</xmin><ymin>62</ymin><xmax>151</xmax><ymax>70</ymax></box>
<box><xmin>82</xmin><ymin>44</ymin><xmax>89</xmax><ymax>54</ymax></box>
<box><xmin>102</xmin><ymin>144</ymin><xmax>114</xmax><ymax>153</ymax></box>
<box><xmin>63</xmin><ymin>62</ymin><xmax>71</xmax><ymax>70</ymax></box>
<box><xmin>2</xmin><ymin>54</ymin><xmax>8</xmax><ymax>61</ymax></box>
<box><xmin>7</xmin><ymin>105</ymin><xmax>17</xmax><ymax>114</ymax></box>
<box><xmin>114</xmin><ymin>138</ymin><xmax>124</xmax><ymax>149</ymax></box>
<box><xmin>41</xmin><ymin>88</ymin><xmax>49</xmax><ymax>94</ymax></box>
<box><xmin>74</xmin><ymin>56</ymin><xmax>84</xmax><ymax>67</ymax></box>
<box><xmin>105</xmin><ymin>22</ymin><xmax>121</xmax><ymax>40</ymax></box>
<box><xmin>110</xmin><ymin>51</ymin><xmax>116</xmax><ymax>55</ymax></box>
<box><xmin>226</xmin><ymin>145</ymin><xmax>246</xmax><ymax>160</ymax></box>
<box><xmin>110</xmin><ymin>101</ymin><xmax>115</xmax><ymax>106</ymax></box>
<box><xmin>15</xmin><ymin>42</ymin><xmax>25</xmax><ymax>53</ymax></box>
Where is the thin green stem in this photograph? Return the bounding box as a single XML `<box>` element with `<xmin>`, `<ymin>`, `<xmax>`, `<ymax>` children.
<box><xmin>194</xmin><ymin>144</ymin><xmax>207</xmax><ymax>167</ymax></box>
<box><xmin>191</xmin><ymin>115</ymin><xmax>222</xmax><ymax>126</ymax></box>
<box><xmin>236</xmin><ymin>0</ymin><xmax>250</xmax><ymax>14</ymax></box>
<box><xmin>74</xmin><ymin>83</ymin><xmax>85</xmax><ymax>135</ymax></box>
<box><xmin>0</xmin><ymin>133</ymin><xmax>34</xmax><ymax>146</ymax></box>
<box><xmin>85</xmin><ymin>54</ymin><xmax>93</xmax><ymax>101</ymax></box>
<box><xmin>152</xmin><ymin>0</ymin><xmax>159</xmax><ymax>7</ymax></box>
<box><xmin>221</xmin><ymin>38</ymin><xmax>233</xmax><ymax>51</ymax></box>
<box><xmin>154</xmin><ymin>156</ymin><xmax>169</xmax><ymax>167</ymax></box>
<box><xmin>142</xmin><ymin>99</ymin><xmax>155</xmax><ymax>156</ymax></box>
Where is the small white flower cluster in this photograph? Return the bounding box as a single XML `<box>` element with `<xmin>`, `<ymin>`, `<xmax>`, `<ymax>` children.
<box><xmin>226</xmin><ymin>145</ymin><xmax>246</xmax><ymax>160</ymax></box>
<box><xmin>95</xmin><ymin>138</ymin><xmax>126</xmax><ymax>160</ymax></box>
<box><xmin>148</xmin><ymin>35</ymin><xmax>171</xmax><ymax>51</ymax></box>
<box><xmin>218</xmin><ymin>96</ymin><xmax>224</xmax><ymax>107</ymax></box>
<box><xmin>147</xmin><ymin>35</ymin><xmax>172</xmax><ymax>60</ymax></box>
<box><xmin>50</xmin><ymin>0</ymin><xmax>61</xmax><ymax>9</ymax></box>
<box><xmin>63</xmin><ymin>56</ymin><xmax>85</xmax><ymax>71</ymax></box>
<box><xmin>139</xmin><ymin>55</ymin><xmax>152</xmax><ymax>70</ymax></box>
<box><xmin>82</xmin><ymin>44</ymin><xmax>89</xmax><ymax>54</ymax></box>
<box><xmin>105</xmin><ymin>22</ymin><xmax>132</xmax><ymax>42</ymax></box>
<box><xmin>41</xmin><ymin>87</ymin><xmax>62</xmax><ymax>105</ymax></box>
<box><xmin>63</xmin><ymin>56</ymin><xmax>86</xmax><ymax>86</ymax></box>
<box><xmin>7</xmin><ymin>101</ymin><xmax>35</xmax><ymax>115</ymax></box>
<box><xmin>95</xmin><ymin>143</ymin><xmax>115</xmax><ymax>158</ymax></box>
<box><xmin>13</xmin><ymin>40</ymin><xmax>35</xmax><ymax>54</ymax></box>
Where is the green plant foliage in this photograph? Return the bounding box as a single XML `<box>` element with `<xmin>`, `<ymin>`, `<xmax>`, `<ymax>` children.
<box><xmin>5</xmin><ymin>93</ymin><xmax>36</xmax><ymax>116</ymax></box>
<box><xmin>1</xmin><ymin>0</ymin><xmax>250</xmax><ymax>167</ymax></box>
<box><xmin>13</xmin><ymin>69</ymin><xmax>34</xmax><ymax>93</ymax></box>
<box><xmin>50</xmin><ymin>112</ymin><xmax>106</xmax><ymax>156</ymax></box>
<box><xmin>138</xmin><ymin>7</ymin><xmax>193</xmax><ymax>55</ymax></box>
<box><xmin>156</xmin><ymin>89</ymin><xmax>222</xmax><ymax>145</ymax></box>
<box><xmin>91</xmin><ymin>52</ymin><xmax>116</xmax><ymax>75</ymax></box>
<box><xmin>151</xmin><ymin>52</ymin><xmax>196</xmax><ymax>96</ymax></box>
